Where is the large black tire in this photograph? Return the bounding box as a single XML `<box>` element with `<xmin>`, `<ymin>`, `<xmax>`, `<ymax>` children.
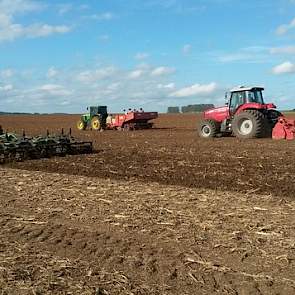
<box><xmin>232</xmin><ymin>110</ymin><xmax>269</xmax><ymax>139</ymax></box>
<box><xmin>198</xmin><ymin>120</ymin><xmax>220</xmax><ymax>138</ymax></box>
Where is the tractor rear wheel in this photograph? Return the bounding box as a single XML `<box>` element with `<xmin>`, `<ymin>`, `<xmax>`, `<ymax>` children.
<box><xmin>77</xmin><ymin>120</ymin><xmax>86</xmax><ymax>131</ymax></box>
<box><xmin>232</xmin><ymin>110</ymin><xmax>268</xmax><ymax>139</ymax></box>
<box><xmin>91</xmin><ymin>117</ymin><xmax>101</xmax><ymax>130</ymax></box>
<box><xmin>198</xmin><ymin>120</ymin><xmax>220</xmax><ymax>138</ymax></box>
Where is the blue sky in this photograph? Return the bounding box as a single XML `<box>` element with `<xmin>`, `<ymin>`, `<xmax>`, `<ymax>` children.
<box><xmin>0</xmin><ymin>0</ymin><xmax>295</xmax><ymax>113</ymax></box>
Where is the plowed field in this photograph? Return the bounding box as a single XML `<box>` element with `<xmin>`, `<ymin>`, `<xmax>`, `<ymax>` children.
<box><xmin>1</xmin><ymin>113</ymin><xmax>295</xmax><ymax>294</ymax></box>
<box><xmin>3</xmin><ymin>114</ymin><xmax>295</xmax><ymax>198</ymax></box>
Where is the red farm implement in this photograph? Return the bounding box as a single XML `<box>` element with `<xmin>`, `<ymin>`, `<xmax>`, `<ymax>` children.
<box><xmin>107</xmin><ymin>111</ymin><xmax>158</xmax><ymax>131</ymax></box>
<box><xmin>77</xmin><ymin>106</ymin><xmax>158</xmax><ymax>131</ymax></box>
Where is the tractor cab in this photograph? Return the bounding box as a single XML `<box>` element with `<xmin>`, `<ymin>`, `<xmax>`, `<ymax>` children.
<box><xmin>227</xmin><ymin>86</ymin><xmax>265</xmax><ymax>115</ymax></box>
<box><xmin>89</xmin><ymin>106</ymin><xmax>108</xmax><ymax>118</ymax></box>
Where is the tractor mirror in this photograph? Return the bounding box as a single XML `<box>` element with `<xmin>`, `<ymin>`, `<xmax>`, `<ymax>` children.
<box><xmin>86</xmin><ymin>107</ymin><xmax>89</xmax><ymax>111</ymax></box>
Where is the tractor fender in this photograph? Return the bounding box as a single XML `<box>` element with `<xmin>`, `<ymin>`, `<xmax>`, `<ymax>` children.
<box><xmin>235</xmin><ymin>103</ymin><xmax>275</xmax><ymax>115</ymax></box>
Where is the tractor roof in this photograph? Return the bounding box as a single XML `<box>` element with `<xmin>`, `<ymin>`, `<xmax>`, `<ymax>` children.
<box><xmin>230</xmin><ymin>86</ymin><xmax>264</xmax><ymax>93</ymax></box>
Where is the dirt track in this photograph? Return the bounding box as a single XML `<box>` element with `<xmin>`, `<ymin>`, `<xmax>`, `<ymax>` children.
<box><xmin>1</xmin><ymin>114</ymin><xmax>295</xmax><ymax>294</ymax></box>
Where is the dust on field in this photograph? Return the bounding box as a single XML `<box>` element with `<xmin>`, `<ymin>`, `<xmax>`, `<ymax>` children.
<box><xmin>1</xmin><ymin>168</ymin><xmax>295</xmax><ymax>294</ymax></box>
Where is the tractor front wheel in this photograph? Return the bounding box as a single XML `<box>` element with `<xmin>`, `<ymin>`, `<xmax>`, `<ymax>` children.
<box><xmin>198</xmin><ymin>120</ymin><xmax>220</xmax><ymax>138</ymax></box>
<box><xmin>91</xmin><ymin>117</ymin><xmax>101</xmax><ymax>130</ymax></box>
<box><xmin>77</xmin><ymin>120</ymin><xmax>86</xmax><ymax>131</ymax></box>
<box><xmin>232</xmin><ymin>110</ymin><xmax>268</xmax><ymax>139</ymax></box>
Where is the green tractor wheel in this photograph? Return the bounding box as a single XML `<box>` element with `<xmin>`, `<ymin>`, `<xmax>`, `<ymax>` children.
<box><xmin>77</xmin><ymin>120</ymin><xmax>86</xmax><ymax>131</ymax></box>
<box><xmin>91</xmin><ymin>117</ymin><xmax>101</xmax><ymax>130</ymax></box>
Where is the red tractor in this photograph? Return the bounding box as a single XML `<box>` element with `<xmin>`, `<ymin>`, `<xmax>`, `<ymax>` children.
<box><xmin>198</xmin><ymin>86</ymin><xmax>295</xmax><ymax>139</ymax></box>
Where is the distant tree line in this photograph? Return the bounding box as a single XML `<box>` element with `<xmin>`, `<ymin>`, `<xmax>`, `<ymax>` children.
<box><xmin>0</xmin><ymin>112</ymin><xmax>33</xmax><ymax>115</ymax></box>
<box><xmin>167</xmin><ymin>107</ymin><xmax>180</xmax><ymax>113</ymax></box>
<box><xmin>0</xmin><ymin>112</ymin><xmax>70</xmax><ymax>115</ymax></box>
<box><xmin>167</xmin><ymin>104</ymin><xmax>215</xmax><ymax>113</ymax></box>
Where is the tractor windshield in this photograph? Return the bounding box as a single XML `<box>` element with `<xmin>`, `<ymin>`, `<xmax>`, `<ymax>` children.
<box><xmin>246</xmin><ymin>90</ymin><xmax>264</xmax><ymax>104</ymax></box>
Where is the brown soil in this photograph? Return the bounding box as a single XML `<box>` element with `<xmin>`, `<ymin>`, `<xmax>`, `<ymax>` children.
<box><xmin>1</xmin><ymin>168</ymin><xmax>295</xmax><ymax>294</ymax></box>
<box><xmin>1</xmin><ymin>113</ymin><xmax>295</xmax><ymax>294</ymax></box>
<box><xmin>2</xmin><ymin>114</ymin><xmax>295</xmax><ymax>198</ymax></box>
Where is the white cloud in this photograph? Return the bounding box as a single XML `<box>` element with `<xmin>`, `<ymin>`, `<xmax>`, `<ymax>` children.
<box><xmin>218</xmin><ymin>52</ymin><xmax>251</xmax><ymax>63</ymax></box>
<box><xmin>77</xmin><ymin>67</ymin><xmax>117</xmax><ymax>83</ymax></box>
<box><xmin>135</xmin><ymin>52</ymin><xmax>150</xmax><ymax>60</ymax></box>
<box><xmin>276</xmin><ymin>17</ymin><xmax>295</xmax><ymax>35</ymax></box>
<box><xmin>86</xmin><ymin>12</ymin><xmax>114</xmax><ymax>21</ymax></box>
<box><xmin>38</xmin><ymin>84</ymin><xmax>72</xmax><ymax>96</ymax></box>
<box><xmin>272</xmin><ymin>61</ymin><xmax>295</xmax><ymax>74</ymax></box>
<box><xmin>128</xmin><ymin>69</ymin><xmax>145</xmax><ymax>79</ymax></box>
<box><xmin>107</xmin><ymin>82</ymin><xmax>121</xmax><ymax>91</ymax></box>
<box><xmin>0</xmin><ymin>68</ymin><xmax>13</xmax><ymax>78</ymax></box>
<box><xmin>150</xmin><ymin>66</ymin><xmax>175</xmax><ymax>76</ymax></box>
<box><xmin>182</xmin><ymin>44</ymin><xmax>192</xmax><ymax>55</ymax></box>
<box><xmin>215</xmin><ymin>46</ymin><xmax>270</xmax><ymax>64</ymax></box>
<box><xmin>0</xmin><ymin>0</ymin><xmax>71</xmax><ymax>42</ymax></box>
<box><xmin>57</xmin><ymin>4</ymin><xmax>73</xmax><ymax>15</ymax></box>
<box><xmin>47</xmin><ymin>67</ymin><xmax>58</xmax><ymax>78</ymax></box>
<box><xmin>0</xmin><ymin>84</ymin><xmax>13</xmax><ymax>91</ymax></box>
<box><xmin>170</xmin><ymin>82</ymin><xmax>218</xmax><ymax>97</ymax></box>
<box><xmin>1</xmin><ymin>63</ymin><xmax>208</xmax><ymax>113</ymax></box>
<box><xmin>0</xmin><ymin>0</ymin><xmax>44</xmax><ymax>15</ymax></box>
<box><xmin>24</xmin><ymin>24</ymin><xmax>70</xmax><ymax>38</ymax></box>
<box><xmin>157</xmin><ymin>83</ymin><xmax>175</xmax><ymax>89</ymax></box>
<box><xmin>270</xmin><ymin>46</ymin><xmax>295</xmax><ymax>55</ymax></box>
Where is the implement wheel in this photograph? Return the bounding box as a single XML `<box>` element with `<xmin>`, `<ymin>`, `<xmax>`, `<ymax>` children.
<box><xmin>232</xmin><ymin>110</ymin><xmax>268</xmax><ymax>139</ymax></box>
<box><xmin>77</xmin><ymin>120</ymin><xmax>86</xmax><ymax>131</ymax></box>
<box><xmin>198</xmin><ymin>120</ymin><xmax>220</xmax><ymax>138</ymax></box>
<box><xmin>91</xmin><ymin>117</ymin><xmax>101</xmax><ymax>130</ymax></box>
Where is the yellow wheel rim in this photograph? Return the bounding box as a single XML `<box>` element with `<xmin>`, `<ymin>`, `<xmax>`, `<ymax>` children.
<box><xmin>77</xmin><ymin>121</ymin><xmax>85</xmax><ymax>130</ymax></box>
<box><xmin>91</xmin><ymin>119</ymin><xmax>100</xmax><ymax>130</ymax></box>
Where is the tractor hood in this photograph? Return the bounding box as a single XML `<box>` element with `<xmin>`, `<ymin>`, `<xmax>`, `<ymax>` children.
<box><xmin>203</xmin><ymin>106</ymin><xmax>229</xmax><ymax>122</ymax></box>
<box><xmin>205</xmin><ymin>106</ymin><xmax>228</xmax><ymax>114</ymax></box>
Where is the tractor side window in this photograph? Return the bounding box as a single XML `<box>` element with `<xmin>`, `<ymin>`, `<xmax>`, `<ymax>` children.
<box><xmin>230</xmin><ymin>92</ymin><xmax>245</xmax><ymax>113</ymax></box>
<box><xmin>246</xmin><ymin>90</ymin><xmax>264</xmax><ymax>104</ymax></box>
<box><xmin>254</xmin><ymin>91</ymin><xmax>264</xmax><ymax>104</ymax></box>
<box><xmin>247</xmin><ymin>91</ymin><xmax>255</xmax><ymax>102</ymax></box>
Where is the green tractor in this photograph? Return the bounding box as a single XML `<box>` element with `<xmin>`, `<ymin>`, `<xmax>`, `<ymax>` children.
<box><xmin>77</xmin><ymin>106</ymin><xmax>108</xmax><ymax>131</ymax></box>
